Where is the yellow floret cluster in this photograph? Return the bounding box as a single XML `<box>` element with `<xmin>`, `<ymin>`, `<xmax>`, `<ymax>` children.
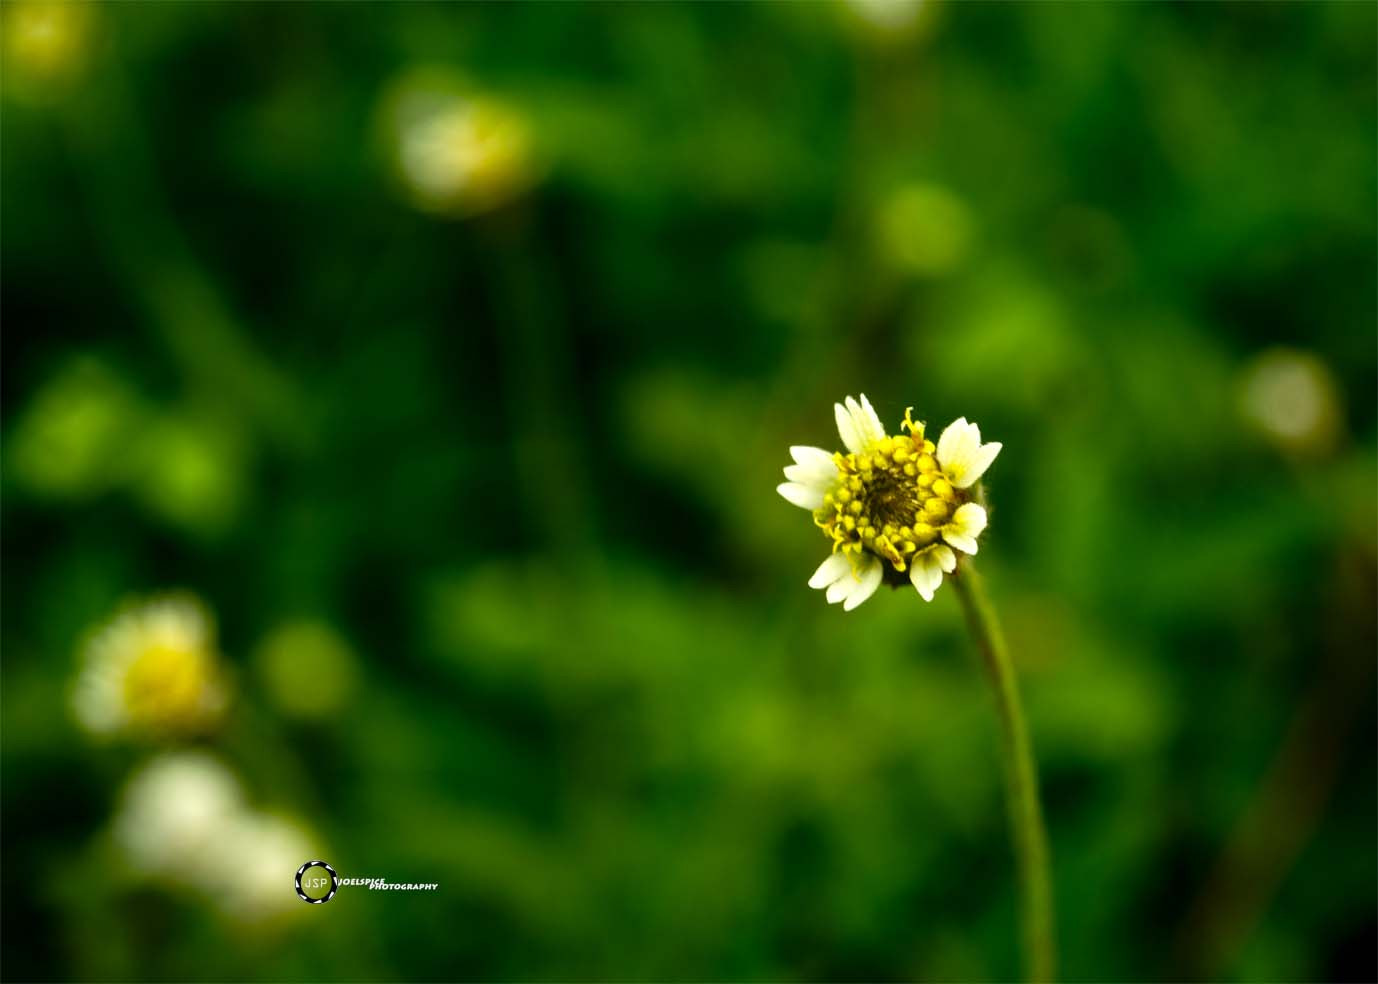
<box><xmin>816</xmin><ymin>411</ymin><xmax>966</xmax><ymax>573</ymax></box>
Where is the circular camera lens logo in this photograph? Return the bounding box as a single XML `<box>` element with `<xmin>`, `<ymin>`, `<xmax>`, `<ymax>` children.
<box><xmin>295</xmin><ymin>860</ymin><xmax>338</xmax><ymax>904</ymax></box>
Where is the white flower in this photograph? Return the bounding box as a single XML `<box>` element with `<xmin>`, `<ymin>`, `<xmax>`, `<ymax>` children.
<box><xmin>113</xmin><ymin>751</ymin><xmax>244</xmax><ymax>880</ymax></box>
<box><xmin>71</xmin><ymin>594</ymin><xmax>229</xmax><ymax>739</ymax></box>
<box><xmin>112</xmin><ymin>750</ymin><xmax>318</xmax><ymax>928</ymax></box>
<box><xmin>216</xmin><ymin>812</ymin><xmax>316</xmax><ymax>923</ymax></box>
<box><xmin>383</xmin><ymin>72</ymin><xmax>539</xmax><ymax>218</ymax></box>
<box><xmin>779</xmin><ymin>395</ymin><xmax>1001</xmax><ymax>608</ymax></box>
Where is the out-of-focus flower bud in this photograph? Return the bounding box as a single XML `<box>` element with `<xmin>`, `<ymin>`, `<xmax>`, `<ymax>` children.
<box><xmin>380</xmin><ymin>69</ymin><xmax>541</xmax><ymax>218</ymax></box>
<box><xmin>841</xmin><ymin>0</ymin><xmax>937</xmax><ymax>44</ymax></box>
<box><xmin>71</xmin><ymin>595</ymin><xmax>231</xmax><ymax>741</ymax></box>
<box><xmin>1238</xmin><ymin>348</ymin><xmax>1343</xmax><ymax>458</ymax></box>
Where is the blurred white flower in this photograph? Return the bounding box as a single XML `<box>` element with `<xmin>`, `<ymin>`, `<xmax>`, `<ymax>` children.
<box><xmin>1238</xmin><ymin>348</ymin><xmax>1342</xmax><ymax>458</ymax></box>
<box><xmin>216</xmin><ymin>812</ymin><xmax>316</xmax><ymax>923</ymax></box>
<box><xmin>113</xmin><ymin>751</ymin><xmax>243</xmax><ymax>881</ymax></box>
<box><xmin>841</xmin><ymin>0</ymin><xmax>936</xmax><ymax>42</ymax></box>
<box><xmin>111</xmin><ymin>751</ymin><xmax>318</xmax><ymax>926</ymax></box>
<box><xmin>72</xmin><ymin>595</ymin><xmax>230</xmax><ymax>740</ymax></box>
<box><xmin>382</xmin><ymin>70</ymin><xmax>539</xmax><ymax>217</ymax></box>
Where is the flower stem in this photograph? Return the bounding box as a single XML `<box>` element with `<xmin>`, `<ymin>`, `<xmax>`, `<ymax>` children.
<box><xmin>950</xmin><ymin>562</ymin><xmax>1057</xmax><ymax>983</ymax></box>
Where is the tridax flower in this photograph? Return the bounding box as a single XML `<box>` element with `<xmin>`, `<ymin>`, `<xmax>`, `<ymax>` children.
<box><xmin>112</xmin><ymin>750</ymin><xmax>317</xmax><ymax>926</ymax></box>
<box><xmin>381</xmin><ymin>70</ymin><xmax>539</xmax><ymax>218</ymax></box>
<box><xmin>71</xmin><ymin>594</ymin><xmax>230</xmax><ymax>739</ymax></box>
<box><xmin>778</xmin><ymin>394</ymin><xmax>1001</xmax><ymax>609</ymax></box>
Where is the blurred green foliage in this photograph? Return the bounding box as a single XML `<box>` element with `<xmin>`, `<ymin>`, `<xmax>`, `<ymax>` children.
<box><xmin>3</xmin><ymin>2</ymin><xmax>1375</xmax><ymax>981</ymax></box>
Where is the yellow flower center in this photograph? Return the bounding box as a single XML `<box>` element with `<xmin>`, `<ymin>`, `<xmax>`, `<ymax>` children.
<box><xmin>122</xmin><ymin>642</ymin><xmax>218</xmax><ymax>733</ymax></box>
<box><xmin>816</xmin><ymin>417</ymin><xmax>967</xmax><ymax>572</ymax></box>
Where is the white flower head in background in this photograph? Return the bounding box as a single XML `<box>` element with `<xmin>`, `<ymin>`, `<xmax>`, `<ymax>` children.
<box><xmin>111</xmin><ymin>751</ymin><xmax>316</xmax><ymax>926</ymax></box>
<box><xmin>71</xmin><ymin>594</ymin><xmax>230</xmax><ymax>739</ymax></box>
<box><xmin>381</xmin><ymin>69</ymin><xmax>539</xmax><ymax>218</ymax></box>
<box><xmin>841</xmin><ymin>0</ymin><xmax>937</xmax><ymax>45</ymax></box>
<box><xmin>1237</xmin><ymin>347</ymin><xmax>1342</xmax><ymax>458</ymax></box>
<box><xmin>216</xmin><ymin>811</ymin><xmax>316</xmax><ymax>924</ymax></box>
<box><xmin>113</xmin><ymin>751</ymin><xmax>243</xmax><ymax>881</ymax></box>
<box><xmin>778</xmin><ymin>394</ymin><xmax>1001</xmax><ymax>609</ymax></box>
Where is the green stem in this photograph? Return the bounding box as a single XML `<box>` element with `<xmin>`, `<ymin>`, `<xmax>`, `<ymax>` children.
<box><xmin>950</xmin><ymin>562</ymin><xmax>1057</xmax><ymax>983</ymax></box>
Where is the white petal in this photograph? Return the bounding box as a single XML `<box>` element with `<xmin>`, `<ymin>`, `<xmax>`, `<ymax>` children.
<box><xmin>783</xmin><ymin>449</ymin><xmax>838</xmax><ymax>490</ymax></box>
<box><xmin>783</xmin><ymin>463</ymin><xmax>829</xmax><ymax>488</ymax></box>
<box><xmin>808</xmin><ymin>552</ymin><xmax>852</xmax><ymax>589</ymax></box>
<box><xmin>834</xmin><ymin>402</ymin><xmax>864</xmax><ymax>455</ymax></box>
<box><xmin>908</xmin><ymin>556</ymin><xmax>939</xmax><ymax>602</ymax></box>
<box><xmin>842</xmin><ymin>555</ymin><xmax>884</xmax><ymax>611</ymax></box>
<box><xmin>777</xmin><ymin>482</ymin><xmax>824</xmax><ymax>510</ymax></box>
<box><xmin>942</xmin><ymin>503</ymin><xmax>985</xmax><ymax>554</ymax></box>
<box><xmin>951</xmin><ymin>502</ymin><xmax>987</xmax><ymax>538</ymax></box>
<box><xmin>923</xmin><ymin>567</ymin><xmax>944</xmax><ymax>600</ymax></box>
<box><xmin>859</xmin><ymin>394</ymin><xmax>882</xmax><ymax>428</ymax></box>
<box><xmin>936</xmin><ymin>418</ymin><xmax>1000</xmax><ymax>489</ymax></box>
<box><xmin>790</xmin><ymin>445</ymin><xmax>834</xmax><ymax>469</ymax></box>
<box><xmin>848</xmin><ymin>394</ymin><xmax>886</xmax><ymax>450</ymax></box>
<box><xmin>825</xmin><ymin>576</ymin><xmax>853</xmax><ymax>605</ymax></box>
<box><xmin>958</xmin><ymin>441</ymin><xmax>1001</xmax><ymax>488</ymax></box>
<box><xmin>909</xmin><ymin>546</ymin><xmax>954</xmax><ymax>602</ymax></box>
<box><xmin>936</xmin><ymin>417</ymin><xmax>972</xmax><ymax>471</ymax></box>
<box><xmin>943</xmin><ymin>531</ymin><xmax>979</xmax><ymax>555</ymax></box>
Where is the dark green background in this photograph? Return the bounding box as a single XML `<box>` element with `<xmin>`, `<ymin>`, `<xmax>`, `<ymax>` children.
<box><xmin>3</xmin><ymin>2</ymin><xmax>1375</xmax><ymax>981</ymax></box>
